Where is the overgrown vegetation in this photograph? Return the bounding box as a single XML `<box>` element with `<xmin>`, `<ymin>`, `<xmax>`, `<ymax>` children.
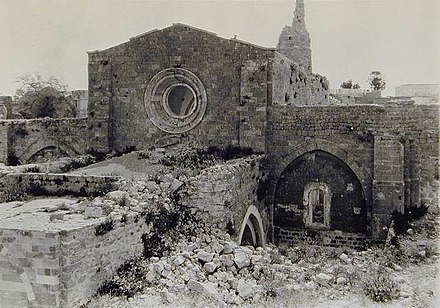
<box><xmin>159</xmin><ymin>145</ymin><xmax>257</xmax><ymax>169</ymax></box>
<box><xmin>96</xmin><ymin>257</ymin><xmax>149</xmax><ymax>297</ymax></box>
<box><xmin>95</xmin><ymin>219</ymin><xmax>114</xmax><ymax>236</ymax></box>
<box><xmin>1</xmin><ymin>176</ymin><xmax>114</xmax><ymax>202</ymax></box>
<box><xmin>364</xmin><ymin>267</ymin><xmax>400</xmax><ymax>302</ymax></box>
<box><xmin>59</xmin><ymin>155</ymin><xmax>97</xmax><ymax>172</ymax></box>
<box><xmin>96</xmin><ymin>196</ymin><xmax>200</xmax><ymax>298</ymax></box>
<box><xmin>14</xmin><ymin>74</ymin><xmax>76</xmax><ymax>119</ymax></box>
<box><xmin>24</xmin><ymin>166</ymin><xmax>41</xmax><ymax>173</ymax></box>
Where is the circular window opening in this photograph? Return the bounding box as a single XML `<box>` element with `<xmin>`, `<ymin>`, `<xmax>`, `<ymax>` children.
<box><xmin>164</xmin><ymin>84</ymin><xmax>197</xmax><ymax>118</ymax></box>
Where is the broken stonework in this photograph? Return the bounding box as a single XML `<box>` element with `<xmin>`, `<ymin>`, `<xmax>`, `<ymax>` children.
<box><xmin>234</xmin><ymin>251</ymin><xmax>251</xmax><ymax>269</ymax></box>
<box><xmin>237</xmin><ymin>280</ymin><xmax>258</xmax><ymax>300</ymax></box>
<box><xmin>315</xmin><ymin>273</ymin><xmax>333</xmax><ymax>286</ymax></box>
<box><xmin>197</xmin><ymin>251</ymin><xmax>214</xmax><ymax>263</ymax></box>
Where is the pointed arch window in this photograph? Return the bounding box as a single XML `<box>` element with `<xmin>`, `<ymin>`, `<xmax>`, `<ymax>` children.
<box><xmin>303</xmin><ymin>182</ymin><xmax>331</xmax><ymax>228</ymax></box>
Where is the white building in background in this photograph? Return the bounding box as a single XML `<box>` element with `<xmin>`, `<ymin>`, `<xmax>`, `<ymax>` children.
<box><xmin>329</xmin><ymin>89</ymin><xmax>381</xmax><ymax>105</ymax></box>
<box><xmin>395</xmin><ymin>84</ymin><xmax>440</xmax><ymax>104</ymax></box>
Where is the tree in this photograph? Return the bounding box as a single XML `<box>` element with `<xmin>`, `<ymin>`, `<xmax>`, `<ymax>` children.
<box><xmin>340</xmin><ymin>79</ymin><xmax>361</xmax><ymax>90</ymax></box>
<box><xmin>340</xmin><ymin>79</ymin><xmax>353</xmax><ymax>89</ymax></box>
<box><xmin>368</xmin><ymin>71</ymin><xmax>386</xmax><ymax>91</ymax></box>
<box><xmin>14</xmin><ymin>74</ymin><xmax>76</xmax><ymax>119</ymax></box>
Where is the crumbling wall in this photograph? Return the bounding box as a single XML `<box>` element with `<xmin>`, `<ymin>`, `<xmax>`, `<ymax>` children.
<box><xmin>276</xmin><ymin>0</ymin><xmax>312</xmax><ymax>72</ymax></box>
<box><xmin>272</xmin><ymin>53</ymin><xmax>329</xmax><ymax>106</ymax></box>
<box><xmin>0</xmin><ymin>118</ymin><xmax>87</xmax><ymax>165</ymax></box>
<box><xmin>0</xmin><ymin>173</ymin><xmax>118</xmax><ymax>202</ymax></box>
<box><xmin>177</xmin><ymin>156</ymin><xmax>266</xmax><ymax>242</ymax></box>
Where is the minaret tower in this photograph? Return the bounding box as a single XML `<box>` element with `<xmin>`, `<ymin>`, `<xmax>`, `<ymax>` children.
<box><xmin>276</xmin><ymin>0</ymin><xmax>312</xmax><ymax>72</ymax></box>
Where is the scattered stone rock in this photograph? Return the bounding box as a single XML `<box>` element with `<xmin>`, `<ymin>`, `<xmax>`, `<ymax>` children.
<box><xmin>336</xmin><ymin>277</ymin><xmax>347</xmax><ymax>285</ymax></box>
<box><xmin>203</xmin><ymin>262</ymin><xmax>218</xmax><ymax>273</ymax></box>
<box><xmin>197</xmin><ymin>251</ymin><xmax>214</xmax><ymax>263</ymax></box>
<box><xmin>219</xmin><ymin>254</ymin><xmax>234</xmax><ymax>267</ymax></box>
<box><xmin>315</xmin><ymin>273</ymin><xmax>333</xmax><ymax>286</ymax></box>
<box><xmin>174</xmin><ymin>255</ymin><xmax>186</xmax><ymax>267</ymax></box>
<box><xmin>84</xmin><ymin>206</ymin><xmax>103</xmax><ymax>218</ymax></box>
<box><xmin>169</xmin><ymin>179</ymin><xmax>184</xmax><ymax>193</ymax></box>
<box><xmin>237</xmin><ymin>280</ymin><xmax>257</xmax><ymax>299</ymax></box>
<box><xmin>339</xmin><ymin>253</ymin><xmax>350</xmax><ymax>264</ymax></box>
<box><xmin>106</xmin><ymin>191</ymin><xmax>127</xmax><ymax>204</ymax></box>
<box><xmin>234</xmin><ymin>252</ymin><xmax>250</xmax><ymax>269</ymax></box>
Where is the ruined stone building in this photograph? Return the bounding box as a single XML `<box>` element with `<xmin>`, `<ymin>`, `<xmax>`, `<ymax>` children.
<box><xmin>0</xmin><ymin>0</ymin><xmax>439</xmax><ymax>248</ymax></box>
<box><xmin>0</xmin><ymin>1</ymin><xmax>438</xmax><ymax>306</ymax></box>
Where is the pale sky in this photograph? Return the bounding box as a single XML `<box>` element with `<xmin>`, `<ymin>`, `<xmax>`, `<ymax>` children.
<box><xmin>0</xmin><ymin>0</ymin><xmax>439</xmax><ymax>97</ymax></box>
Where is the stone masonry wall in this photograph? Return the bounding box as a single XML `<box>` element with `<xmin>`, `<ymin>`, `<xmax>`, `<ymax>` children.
<box><xmin>0</xmin><ymin>173</ymin><xmax>119</xmax><ymax>202</ymax></box>
<box><xmin>0</xmin><ymin>229</ymin><xmax>61</xmax><ymax>307</ymax></box>
<box><xmin>267</xmin><ymin>102</ymin><xmax>439</xmax><ymax>239</ymax></box>
<box><xmin>59</xmin><ymin>213</ymin><xmax>150</xmax><ymax>307</ymax></box>
<box><xmin>0</xmin><ymin>213</ymin><xmax>151</xmax><ymax>308</ymax></box>
<box><xmin>177</xmin><ymin>156</ymin><xmax>266</xmax><ymax>241</ymax></box>
<box><xmin>87</xmin><ymin>24</ymin><xmax>275</xmax><ymax>154</ymax></box>
<box><xmin>0</xmin><ymin>118</ymin><xmax>88</xmax><ymax>165</ymax></box>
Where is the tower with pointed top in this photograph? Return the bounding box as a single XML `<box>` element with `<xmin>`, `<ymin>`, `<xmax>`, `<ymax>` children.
<box><xmin>277</xmin><ymin>0</ymin><xmax>312</xmax><ymax>72</ymax></box>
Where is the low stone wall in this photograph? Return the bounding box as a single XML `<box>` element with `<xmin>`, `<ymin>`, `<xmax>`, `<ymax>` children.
<box><xmin>275</xmin><ymin>227</ymin><xmax>368</xmax><ymax>249</ymax></box>
<box><xmin>0</xmin><ymin>173</ymin><xmax>119</xmax><ymax>202</ymax></box>
<box><xmin>59</xmin><ymin>212</ymin><xmax>150</xmax><ymax>307</ymax></box>
<box><xmin>177</xmin><ymin>155</ymin><xmax>267</xmax><ymax>241</ymax></box>
<box><xmin>0</xmin><ymin>212</ymin><xmax>150</xmax><ymax>307</ymax></box>
<box><xmin>0</xmin><ymin>229</ymin><xmax>61</xmax><ymax>307</ymax></box>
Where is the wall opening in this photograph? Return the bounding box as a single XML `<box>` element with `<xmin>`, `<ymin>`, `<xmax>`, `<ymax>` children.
<box><xmin>28</xmin><ymin>146</ymin><xmax>69</xmax><ymax>164</ymax></box>
<box><xmin>274</xmin><ymin>150</ymin><xmax>368</xmax><ymax>234</ymax></box>
<box><xmin>303</xmin><ymin>182</ymin><xmax>331</xmax><ymax>228</ymax></box>
<box><xmin>238</xmin><ymin>205</ymin><xmax>265</xmax><ymax>247</ymax></box>
<box><xmin>164</xmin><ymin>84</ymin><xmax>196</xmax><ymax>118</ymax></box>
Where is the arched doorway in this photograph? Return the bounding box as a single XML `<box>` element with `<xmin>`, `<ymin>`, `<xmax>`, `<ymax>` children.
<box><xmin>274</xmin><ymin>150</ymin><xmax>368</xmax><ymax>234</ymax></box>
<box><xmin>238</xmin><ymin>206</ymin><xmax>265</xmax><ymax>247</ymax></box>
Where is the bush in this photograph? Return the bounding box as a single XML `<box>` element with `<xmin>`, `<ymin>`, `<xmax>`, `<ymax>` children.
<box><xmin>364</xmin><ymin>267</ymin><xmax>400</xmax><ymax>302</ymax></box>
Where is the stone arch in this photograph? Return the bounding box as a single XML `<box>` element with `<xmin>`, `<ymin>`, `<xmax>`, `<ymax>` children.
<box><xmin>19</xmin><ymin>139</ymin><xmax>78</xmax><ymax>164</ymax></box>
<box><xmin>273</xmin><ymin>148</ymin><xmax>370</xmax><ymax>234</ymax></box>
<box><xmin>270</xmin><ymin>138</ymin><xmax>372</xmax><ymax>207</ymax></box>
<box><xmin>237</xmin><ymin>205</ymin><xmax>265</xmax><ymax>247</ymax></box>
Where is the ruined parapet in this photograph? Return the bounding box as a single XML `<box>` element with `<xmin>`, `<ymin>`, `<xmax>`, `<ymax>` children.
<box><xmin>271</xmin><ymin>53</ymin><xmax>329</xmax><ymax>106</ymax></box>
<box><xmin>177</xmin><ymin>155</ymin><xmax>267</xmax><ymax>246</ymax></box>
<box><xmin>276</xmin><ymin>0</ymin><xmax>312</xmax><ymax>72</ymax></box>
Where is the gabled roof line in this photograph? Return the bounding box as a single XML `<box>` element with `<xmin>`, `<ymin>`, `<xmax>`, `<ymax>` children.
<box><xmin>88</xmin><ymin>23</ymin><xmax>275</xmax><ymax>54</ymax></box>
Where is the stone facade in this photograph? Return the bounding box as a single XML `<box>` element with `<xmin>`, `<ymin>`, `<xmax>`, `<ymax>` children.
<box><xmin>266</xmin><ymin>103</ymin><xmax>439</xmax><ymax>240</ymax></box>
<box><xmin>86</xmin><ymin>20</ymin><xmax>330</xmax><ymax>154</ymax></box>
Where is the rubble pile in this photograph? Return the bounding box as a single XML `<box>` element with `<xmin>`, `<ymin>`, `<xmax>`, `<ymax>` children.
<box><xmin>87</xmin><ymin>220</ymin><xmax>440</xmax><ymax>308</ymax></box>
